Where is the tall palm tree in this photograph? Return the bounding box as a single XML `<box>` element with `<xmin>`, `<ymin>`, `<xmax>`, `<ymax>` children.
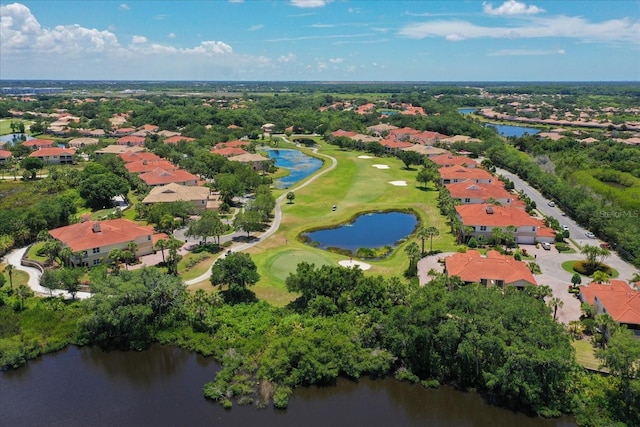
<box><xmin>155</xmin><ymin>239</ymin><xmax>168</xmax><ymax>264</ymax></box>
<box><xmin>424</xmin><ymin>226</ymin><xmax>439</xmax><ymax>254</ymax></box>
<box><xmin>405</xmin><ymin>242</ymin><xmax>421</xmax><ymax>277</ymax></box>
<box><xmin>548</xmin><ymin>297</ymin><xmax>564</xmax><ymax>320</ymax></box>
<box><xmin>6</xmin><ymin>264</ymin><xmax>14</xmax><ymax>291</ymax></box>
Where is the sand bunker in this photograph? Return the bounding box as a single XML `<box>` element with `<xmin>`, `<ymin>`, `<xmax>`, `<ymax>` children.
<box><xmin>372</xmin><ymin>164</ymin><xmax>390</xmax><ymax>169</ymax></box>
<box><xmin>357</xmin><ymin>155</ymin><xmax>373</xmax><ymax>159</ymax></box>
<box><xmin>338</xmin><ymin>259</ymin><xmax>372</xmax><ymax>270</ymax></box>
<box><xmin>389</xmin><ymin>181</ymin><xmax>407</xmax><ymax>186</ymax></box>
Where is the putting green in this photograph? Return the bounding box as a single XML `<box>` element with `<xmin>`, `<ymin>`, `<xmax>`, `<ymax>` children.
<box><xmin>266</xmin><ymin>249</ymin><xmax>335</xmax><ymax>282</ymax></box>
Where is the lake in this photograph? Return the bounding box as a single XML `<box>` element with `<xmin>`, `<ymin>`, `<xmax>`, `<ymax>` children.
<box><xmin>0</xmin><ymin>345</ymin><xmax>577</xmax><ymax>427</ymax></box>
<box><xmin>0</xmin><ymin>133</ymin><xmax>35</xmax><ymax>145</ymax></box>
<box><xmin>458</xmin><ymin>108</ymin><xmax>478</xmax><ymax>115</ymax></box>
<box><xmin>303</xmin><ymin>211</ymin><xmax>418</xmax><ymax>254</ymax></box>
<box><xmin>266</xmin><ymin>148</ymin><xmax>323</xmax><ymax>189</ymax></box>
<box><xmin>486</xmin><ymin>123</ymin><xmax>540</xmax><ymax>137</ymax></box>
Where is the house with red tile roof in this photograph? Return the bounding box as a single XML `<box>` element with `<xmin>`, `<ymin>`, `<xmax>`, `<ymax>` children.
<box><xmin>29</xmin><ymin>147</ymin><xmax>76</xmax><ymax>164</ymax></box>
<box><xmin>331</xmin><ymin>129</ymin><xmax>358</xmax><ymax>138</ymax></box>
<box><xmin>0</xmin><ymin>149</ymin><xmax>12</xmax><ymax>163</ymax></box>
<box><xmin>389</xmin><ymin>127</ymin><xmax>420</xmax><ymax>141</ymax></box>
<box><xmin>214</xmin><ymin>139</ymin><xmax>251</xmax><ymax>149</ymax></box>
<box><xmin>118</xmin><ymin>151</ymin><xmax>162</xmax><ymax>164</ymax></box>
<box><xmin>445</xmin><ymin>181</ymin><xmax>514</xmax><ymax>206</ymax></box>
<box><xmin>23</xmin><ymin>138</ymin><xmax>54</xmax><ymax>150</ymax></box>
<box><xmin>410</xmin><ymin>131</ymin><xmax>448</xmax><ymax>144</ymax></box>
<box><xmin>95</xmin><ymin>145</ymin><xmax>145</xmax><ymax>156</ymax></box>
<box><xmin>366</xmin><ymin>123</ymin><xmax>398</xmax><ymax>136</ymax></box>
<box><xmin>438</xmin><ymin>166</ymin><xmax>494</xmax><ymax>185</ymax></box>
<box><xmin>141</xmin><ymin>124</ymin><xmax>159</xmax><ymax>133</ymax></box>
<box><xmin>228</xmin><ymin>153</ymin><xmax>272</xmax><ymax>171</ymax></box>
<box><xmin>111</xmin><ymin>127</ymin><xmax>136</xmax><ymax>137</ymax></box>
<box><xmin>445</xmin><ymin>250</ymin><xmax>537</xmax><ymax>289</ymax></box>
<box><xmin>355</xmin><ymin>103</ymin><xmax>376</xmax><ymax>114</ymax></box>
<box><xmin>48</xmin><ymin>218</ymin><xmax>161</xmax><ymax>267</ymax></box>
<box><xmin>139</xmin><ymin>168</ymin><xmax>199</xmax><ymax>187</ymax></box>
<box><xmin>210</xmin><ymin>146</ymin><xmax>249</xmax><ymax>157</ymax></box>
<box><xmin>455</xmin><ymin>204</ymin><xmax>554</xmax><ymax>244</ymax></box>
<box><xmin>142</xmin><ymin>183</ymin><xmax>218</xmax><ymax>210</ymax></box>
<box><xmin>125</xmin><ymin>159</ymin><xmax>177</xmax><ymax>174</ymax></box>
<box><xmin>430</xmin><ymin>154</ymin><xmax>477</xmax><ymax>168</ymax></box>
<box><xmin>579</xmin><ymin>280</ymin><xmax>640</xmax><ymax>332</ymax></box>
<box><xmin>117</xmin><ymin>135</ymin><xmax>146</xmax><ymax>147</ymax></box>
<box><xmin>164</xmin><ymin>135</ymin><xmax>196</xmax><ymax>145</ymax></box>
<box><xmin>379</xmin><ymin>138</ymin><xmax>413</xmax><ymax>154</ymax></box>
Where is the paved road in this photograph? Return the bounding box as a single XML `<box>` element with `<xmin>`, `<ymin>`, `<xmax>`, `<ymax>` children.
<box><xmin>184</xmin><ymin>143</ymin><xmax>338</xmax><ymax>286</ymax></box>
<box><xmin>2</xmin><ymin>247</ymin><xmax>92</xmax><ymax>299</ymax></box>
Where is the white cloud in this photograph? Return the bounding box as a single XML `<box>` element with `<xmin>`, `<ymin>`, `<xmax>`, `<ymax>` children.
<box><xmin>329</xmin><ymin>57</ymin><xmax>344</xmax><ymax>64</ymax></box>
<box><xmin>183</xmin><ymin>40</ymin><xmax>233</xmax><ymax>55</ymax></box>
<box><xmin>398</xmin><ymin>15</ymin><xmax>640</xmax><ymax>43</ymax></box>
<box><xmin>278</xmin><ymin>53</ymin><xmax>296</xmax><ymax>63</ymax></box>
<box><xmin>119</xmin><ymin>3</ymin><xmax>130</xmax><ymax>11</ymax></box>
<box><xmin>290</xmin><ymin>0</ymin><xmax>332</xmax><ymax>9</ymax></box>
<box><xmin>154</xmin><ymin>15</ymin><xmax>168</xmax><ymax>21</ymax></box>
<box><xmin>167</xmin><ymin>32</ymin><xmax>176</xmax><ymax>39</ymax></box>
<box><xmin>310</xmin><ymin>24</ymin><xmax>334</xmax><ymax>28</ymax></box>
<box><xmin>482</xmin><ymin>1</ymin><xmax>544</xmax><ymax>16</ymax></box>
<box><xmin>488</xmin><ymin>48</ymin><xmax>566</xmax><ymax>56</ymax></box>
<box><xmin>248</xmin><ymin>24</ymin><xmax>264</xmax><ymax>31</ymax></box>
<box><xmin>131</xmin><ymin>35</ymin><xmax>148</xmax><ymax>44</ymax></box>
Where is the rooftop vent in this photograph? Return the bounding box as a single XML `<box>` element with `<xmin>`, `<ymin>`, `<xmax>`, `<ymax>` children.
<box><xmin>92</xmin><ymin>223</ymin><xmax>102</xmax><ymax>233</ymax></box>
<box><xmin>486</xmin><ymin>206</ymin><xmax>494</xmax><ymax>214</ymax></box>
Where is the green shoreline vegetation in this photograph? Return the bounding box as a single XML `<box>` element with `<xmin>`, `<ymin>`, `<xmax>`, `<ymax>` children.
<box><xmin>1</xmin><ymin>81</ymin><xmax>640</xmax><ymax>426</ymax></box>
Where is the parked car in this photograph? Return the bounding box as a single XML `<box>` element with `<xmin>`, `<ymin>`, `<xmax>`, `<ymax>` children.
<box><xmin>541</xmin><ymin>242</ymin><xmax>551</xmax><ymax>250</ymax></box>
<box><xmin>547</xmin><ymin>201</ymin><xmax>555</xmax><ymax>207</ymax></box>
<box><xmin>585</xmin><ymin>232</ymin><xmax>595</xmax><ymax>238</ymax></box>
<box><xmin>561</xmin><ymin>225</ymin><xmax>569</xmax><ymax>231</ymax></box>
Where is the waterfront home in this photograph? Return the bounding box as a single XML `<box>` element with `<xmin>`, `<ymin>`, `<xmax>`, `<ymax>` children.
<box><xmin>444</xmin><ymin>250</ymin><xmax>537</xmax><ymax>289</ymax></box>
<box><xmin>579</xmin><ymin>280</ymin><xmax>640</xmax><ymax>333</ymax></box>
<box><xmin>29</xmin><ymin>147</ymin><xmax>76</xmax><ymax>165</ymax></box>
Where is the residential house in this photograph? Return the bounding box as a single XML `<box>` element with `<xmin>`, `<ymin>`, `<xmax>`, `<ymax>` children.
<box><xmin>389</xmin><ymin>127</ymin><xmax>420</xmax><ymax>141</ymax></box>
<box><xmin>23</xmin><ymin>138</ymin><xmax>54</xmax><ymax>150</ymax></box>
<box><xmin>438</xmin><ymin>166</ymin><xmax>494</xmax><ymax>185</ymax></box>
<box><xmin>331</xmin><ymin>129</ymin><xmax>358</xmax><ymax>138</ymax></box>
<box><xmin>445</xmin><ymin>180</ymin><xmax>513</xmax><ymax>206</ymax></box>
<box><xmin>119</xmin><ymin>151</ymin><xmax>162</xmax><ymax>164</ymax></box>
<box><xmin>139</xmin><ymin>168</ymin><xmax>199</xmax><ymax>187</ymax></box>
<box><xmin>111</xmin><ymin>127</ymin><xmax>136</xmax><ymax>137</ymax></box>
<box><xmin>214</xmin><ymin>139</ymin><xmax>251</xmax><ymax>149</ymax></box>
<box><xmin>430</xmin><ymin>154</ymin><xmax>477</xmax><ymax>168</ymax></box>
<box><xmin>0</xmin><ymin>149</ymin><xmax>12</xmax><ymax>164</ymax></box>
<box><xmin>210</xmin><ymin>146</ymin><xmax>249</xmax><ymax>157</ymax></box>
<box><xmin>455</xmin><ymin>204</ymin><xmax>555</xmax><ymax>244</ymax></box>
<box><xmin>117</xmin><ymin>135</ymin><xmax>146</xmax><ymax>147</ymax></box>
<box><xmin>410</xmin><ymin>131</ymin><xmax>449</xmax><ymax>145</ymax></box>
<box><xmin>142</xmin><ymin>183</ymin><xmax>219</xmax><ymax>210</ymax></box>
<box><xmin>379</xmin><ymin>138</ymin><xmax>413</xmax><ymax>154</ymax></box>
<box><xmin>401</xmin><ymin>145</ymin><xmax>449</xmax><ymax>158</ymax></box>
<box><xmin>94</xmin><ymin>145</ymin><xmax>145</xmax><ymax>156</ymax></box>
<box><xmin>164</xmin><ymin>135</ymin><xmax>196</xmax><ymax>145</ymax></box>
<box><xmin>228</xmin><ymin>153</ymin><xmax>271</xmax><ymax>171</ymax></box>
<box><xmin>125</xmin><ymin>159</ymin><xmax>177</xmax><ymax>174</ymax></box>
<box><xmin>579</xmin><ymin>280</ymin><xmax>640</xmax><ymax>333</ymax></box>
<box><xmin>68</xmin><ymin>137</ymin><xmax>99</xmax><ymax>148</ymax></box>
<box><xmin>48</xmin><ymin>219</ymin><xmax>162</xmax><ymax>267</ymax></box>
<box><xmin>29</xmin><ymin>147</ymin><xmax>76</xmax><ymax>165</ymax></box>
<box><xmin>366</xmin><ymin>123</ymin><xmax>398</xmax><ymax>136</ymax></box>
<box><xmin>444</xmin><ymin>250</ymin><xmax>537</xmax><ymax>289</ymax></box>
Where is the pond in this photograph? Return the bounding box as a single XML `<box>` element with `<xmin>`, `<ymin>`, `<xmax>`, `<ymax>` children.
<box><xmin>303</xmin><ymin>211</ymin><xmax>418</xmax><ymax>255</ymax></box>
<box><xmin>458</xmin><ymin>108</ymin><xmax>478</xmax><ymax>115</ymax></box>
<box><xmin>0</xmin><ymin>133</ymin><xmax>35</xmax><ymax>145</ymax></box>
<box><xmin>486</xmin><ymin>123</ymin><xmax>540</xmax><ymax>137</ymax></box>
<box><xmin>0</xmin><ymin>345</ymin><xmax>577</xmax><ymax>427</ymax></box>
<box><xmin>266</xmin><ymin>148</ymin><xmax>323</xmax><ymax>189</ymax></box>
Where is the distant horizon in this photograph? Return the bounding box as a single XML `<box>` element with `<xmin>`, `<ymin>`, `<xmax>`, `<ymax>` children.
<box><xmin>2</xmin><ymin>79</ymin><xmax>639</xmax><ymax>84</ymax></box>
<box><xmin>2</xmin><ymin>1</ymin><xmax>639</xmax><ymax>81</ymax></box>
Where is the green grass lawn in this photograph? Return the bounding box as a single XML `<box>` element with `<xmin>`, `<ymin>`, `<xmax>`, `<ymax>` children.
<box><xmin>26</xmin><ymin>242</ymin><xmax>47</xmax><ymax>263</ymax></box>
<box><xmin>178</xmin><ymin>253</ymin><xmax>216</xmax><ymax>281</ymax></box>
<box><xmin>561</xmin><ymin>260</ymin><xmax>619</xmax><ymax>278</ymax></box>
<box><xmin>572</xmin><ymin>339</ymin><xmax>604</xmax><ymax>371</ymax></box>
<box><xmin>245</xmin><ymin>140</ymin><xmax>459</xmax><ymax>305</ymax></box>
<box><xmin>0</xmin><ymin>118</ymin><xmax>35</xmax><ymax>135</ymax></box>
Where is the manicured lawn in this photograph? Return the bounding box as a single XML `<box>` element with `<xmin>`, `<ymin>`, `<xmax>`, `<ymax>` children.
<box><xmin>572</xmin><ymin>339</ymin><xmax>604</xmax><ymax>371</ymax></box>
<box><xmin>0</xmin><ymin>264</ymin><xmax>29</xmax><ymax>288</ymax></box>
<box><xmin>0</xmin><ymin>118</ymin><xmax>35</xmax><ymax>135</ymax></box>
<box><xmin>561</xmin><ymin>260</ymin><xmax>619</xmax><ymax>278</ymax></box>
<box><xmin>27</xmin><ymin>241</ymin><xmax>48</xmax><ymax>263</ymax></box>
<box><xmin>178</xmin><ymin>253</ymin><xmax>216</xmax><ymax>281</ymax></box>
<box><xmin>246</xmin><ymin>140</ymin><xmax>460</xmax><ymax>305</ymax></box>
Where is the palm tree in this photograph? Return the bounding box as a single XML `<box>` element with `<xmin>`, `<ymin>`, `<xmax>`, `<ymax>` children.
<box><xmin>108</xmin><ymin>248</ymin><xmax>124</xmax><ymax>275</ymax></box>
<box><xmin>424</xmin><ymin>226</ymin><xmax>439</xmax><ymax>254</ymax></box>
<box><xmin>6</xmin><ymin>264</ymin><xmax>14</xmax><ymax>291</ymax></box>
<box><xmin>16</xmin><ymin>284</ymin><xmax>32</xmax><ymax>310</ymax></box>
<box><xmin>155</xmin><ymin>239</ymin><xmax>168</xmax><ymax>264</ymax></box>
<box><xmin>405</xmin><ymin>242</ymin><xmax>421</xmax><ymax>277</ymax></box>
<box><xmin>548</xmin><ymin>297</ymin><xmax>564</xmax><ymax>320</ymax></box>
<box><xmin>592</xmin><ymin>271</ymin><xmax>610</xmax><ymax>284</ymax></box>
<box><xmin>581</xmin><ymin>244</ymin><xmax>600</xmax><ymax>270</ymax></box>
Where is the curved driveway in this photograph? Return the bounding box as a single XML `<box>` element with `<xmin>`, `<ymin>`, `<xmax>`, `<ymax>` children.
<box><xmin>184</xmin><ymin>144</ymin><xmax>338</xmax><ymax>286</ymax></box>
<box><xmin>2</xmin><ymin>247</ymin><xmax>92</xmax><ymax>299</ymax></box>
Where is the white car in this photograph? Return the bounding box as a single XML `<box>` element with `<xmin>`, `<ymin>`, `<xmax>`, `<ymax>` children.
<box><xmin>547</xmin><ymin>201</ymin><xmax>555</xmax><ymax>207</ymax></box>
<box><xmin>585</xmin><ymin>232</ymin><xmax>595</xmax><ymax>239</ymax></box>
<box><xmin>561</xmin><ymin>225</ymin><xmax>569</xmax><ymax>231</ymax></box>
<box><xmin>541</xmin><ymin>242</ymin><xmax>551</xmax><ymax>250</ymax></box>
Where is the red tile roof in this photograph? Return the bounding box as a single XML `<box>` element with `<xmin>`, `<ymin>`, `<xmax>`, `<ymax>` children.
<box><xmin>125</xmin><ymin>160</ymin><xmax>177</xmax><ymax>174</ymax></box>
<box><xmin>117</xmin><ymin>135</ymin><xmax>146</xmax><ymax>146</ymax></box>
<box><xmin>142</xmin><ymin>124</ymin><xmax>159</xmax><ymax>132</ymax></box>
<box><xmin>164</xmin><ymin>135</ymin><xmax>196</xmax><ymax>144</ymax></box>
<box><xmin>214</xmin><ymin>139</ymin><xmax>251</xmax><ymax>149</ymax></box>
<box><xmin>0</xmin><ymin>149</ymin><xmax>12</xmax><ymax>159</ymax></box>
<box><xmin>430</xmin><ymin>154</ymin><xmax>477</xmax><ymax>168</ymax></box>
<box><xmin>29</xmin><ymin>147</ymin><xmax>76</xmax><ymax>158</ymax></box>
<box><xmin>445</xmin><ymin>250</ymin><xmax>537</xmax><ymax>286</ymax></box>
<box><xmin>445</xmin><ymin>180</ymin><xmax>513</xmax><ymax>201</ymax></box>
<box><xmin>379</xmin><ymin>139</ymin><xmax>413</xmax><ymax>149</ymax></box>
<box><xmin>119</xmin><ymin>151</ymin><xmax>162</xmax><ymax>163</ymax></box>
<box><xmin>580</xmin><ymin>280</ymin><xmax>640</xmax><ymax>325</ymax></box>
<box><xmin>456</xmin><ymin>204</ymin><xmax>540</xmax><ymax>227</ymax></box>
<box><xmin>439</xmin><ymin>166</ymin><xmax>494</xmax><ymax>182</ymax></box>
<box><xmin>139</xmin><ymin>168</ymin><xmax>199</xmax><ymax>186</ymax></box>
<box><xmin>24</xmin><ymin>138</ymin><xmax>54</xmax><ymax>148</ymax></box>
<box><xmin>331</xmin><ymin>129</ymin><xmax>358</xmax><ymax>138</ymax></box>
<box><xmin>49</xmin><ymin>219</ymin><xmax>155</xmax><ymax>252</ymax></box>
<box><xmin>210</xmin><ymin>147</ymin><xmax>249</xmax><ymax>157</ymax></box>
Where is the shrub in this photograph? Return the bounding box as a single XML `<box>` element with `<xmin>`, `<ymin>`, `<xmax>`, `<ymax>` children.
<box><xmin>468</xmin><ymin>238</ymin><xmax>478</xmax><ymax>248</ymax></box>
<box><xmin>573</xmin><ymin>261</ymin><xmax>614</xmax><ymax>276</ymax></box>
<box><xmin>555</xmin><ymin>242</ymin><xmax>570</xmax><ymax>252</ymax></box>
<box><xmin>273</xmin><ymin>385</ymin><xmax>292</xmax><ymax>409</ymax></box>
<box><xmin>394</xmin><ymin>367</ymin><xmax>419</xmax><ymax>383</ymax></box>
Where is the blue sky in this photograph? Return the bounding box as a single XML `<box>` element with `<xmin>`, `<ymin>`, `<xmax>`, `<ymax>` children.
<box><xmin>1</xmin><ymin>0</ymin><xmax>639</xmax><ymax>81</ymax></box>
